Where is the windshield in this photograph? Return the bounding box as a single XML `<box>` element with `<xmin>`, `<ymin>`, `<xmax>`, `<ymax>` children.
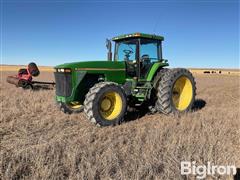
<box><xmin>140</xmin><ymin>39</ymin><xmax>159</xmax><ymax>61</ymax></box>
<box><xmin>114</xmin><ymin>39</ymin><xmax>138</xmax><ymax>61</ymax></box>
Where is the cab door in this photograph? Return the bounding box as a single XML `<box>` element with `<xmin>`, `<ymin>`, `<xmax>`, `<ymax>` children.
<box><xmin>114</xmin><ymin>39</ymin><xmax>139</xmax><ymax>78</ymax></box>
<box><xmin>139</xmin><ymin>39</ymin><xmax>161</xmax><ymax>79</ymax></box>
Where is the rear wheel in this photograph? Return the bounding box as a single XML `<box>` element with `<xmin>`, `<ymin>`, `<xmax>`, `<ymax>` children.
<box><xmin>156</xmin><ymin>68</ymin><xmax>196</xmax><ymax>114</ymax></box>
<box><xmin>60</xmin><ymin>101</ymin><xmax>84</xmax><ymax>114</ymax></box>
<box><xmin>148</xmin><ymin>68</ymin><xmax>170</xmax><ymax>113</ymax></box>
<box><xmin>84</xmin><ymin>82</ymin><xmax>127</xmax><ymax>126</ymax></box>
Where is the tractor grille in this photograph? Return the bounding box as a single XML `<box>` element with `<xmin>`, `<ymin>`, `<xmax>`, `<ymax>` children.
<box><xmin>54</xmin><ymin>72</ymin><xmax>72</xmax><ymax>97</ymax></box>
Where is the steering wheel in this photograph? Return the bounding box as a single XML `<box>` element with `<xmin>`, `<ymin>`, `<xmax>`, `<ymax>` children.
<box><xmin>123</xmin><ymin>49</ymin><xmax>133</xmax><ymax>55</ymax></box>
<box><xmin>123</xmin><ymin>49</ymin><xmax>133</xmax><ymax>61</ymax></box>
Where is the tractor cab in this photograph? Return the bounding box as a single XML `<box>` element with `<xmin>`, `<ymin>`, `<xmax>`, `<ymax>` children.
<box><xmin>108</xmin><ymin>33</ymin><xmax>166</xmax><ymax>79</ymax></box>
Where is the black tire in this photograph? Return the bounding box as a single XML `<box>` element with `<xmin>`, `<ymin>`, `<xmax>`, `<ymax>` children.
<box><xmin>23</xmin><ymin>84</ymin><xmax>33</xmax><ymax>90</ymax></box>
<box><xmin>148</xmin><ymin>68</ymin><xmax>170</xmax><ymax>113</ymax></box>
<box><xmin>153</xmin><ymin>68</ymin><xmax>170</xmax><ymax>89</ymax></box>
<box><xmin>84</xmin><ymin>82</ymin><xmax>127</xmax><ymax>126</ymax></box>
<box><xmin>18</xmin><ymin>79</ymin><xmax>33</xmax><ymax>89</ymax></box>
<box><xmin>156</xmin><ymin>68</ymin><xmax>196</xmax><ymax>114</ymax></box>
<box><xmin>28</xmin><ymin>62</ymin><xmax>40</xmax><ymax>77</ymax></box>
<box><xmin>59</xmin><ymin>102</ymin><xmax>84</xmax><ymax>114</ymax></box>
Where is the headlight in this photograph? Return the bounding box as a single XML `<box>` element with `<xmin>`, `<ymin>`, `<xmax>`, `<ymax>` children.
<box><xmin>56</xmin><ymin>68</ymin><xmax>71</xmax><ymax>73</ymax></box>
<box><xmin>64</xmin><ymin>69</ymin><xmax>71</xmax><ymax>72</ymax></box>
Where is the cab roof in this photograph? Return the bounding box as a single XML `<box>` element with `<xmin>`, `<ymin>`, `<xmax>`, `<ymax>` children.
<box><xmin>112</xmin><ymin>32</ymin><xmax>164</xmax><ymax>41</ymax></box>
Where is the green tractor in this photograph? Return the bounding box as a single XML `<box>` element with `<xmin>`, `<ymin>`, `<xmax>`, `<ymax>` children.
<box><xmin>54</xmin><ymin>33</ymin><xmax>196</xmax><ymax>126</ymax></box>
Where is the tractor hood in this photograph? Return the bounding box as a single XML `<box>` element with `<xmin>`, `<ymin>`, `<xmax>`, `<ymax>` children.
<box><xmin>54</xmin><ymin>61</ymin><xmax>125</xmax><ymax>70</ymax></box>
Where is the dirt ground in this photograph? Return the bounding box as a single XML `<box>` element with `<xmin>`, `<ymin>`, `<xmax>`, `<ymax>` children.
<box><xmin>0</xmin><ymin>71</ymin><xmax>240</xmax><ymax>180</ymax></box>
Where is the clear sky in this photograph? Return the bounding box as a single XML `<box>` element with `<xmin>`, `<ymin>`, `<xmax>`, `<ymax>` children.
<box><xmin>1</xmin><ymin>0</ymin><xmax>239</xmax><ymax>68</ymax></box>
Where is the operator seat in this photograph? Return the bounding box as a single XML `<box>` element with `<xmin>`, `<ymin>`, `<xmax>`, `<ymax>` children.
<box><xmin>125</xmin><ymin>60</ymin><xmax>136</xmax><ymax>77</ymax></box>
<box><xmin>140</xmin><ymin>54</ymin><xmax>152</xmax><ymax>78</ymax></box>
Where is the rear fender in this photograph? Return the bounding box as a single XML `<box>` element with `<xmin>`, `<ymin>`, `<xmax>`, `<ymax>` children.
<box><xmin>146</xmin><ymin>62</ymin><xmax>169</xmax><ymax>82</ymax></box>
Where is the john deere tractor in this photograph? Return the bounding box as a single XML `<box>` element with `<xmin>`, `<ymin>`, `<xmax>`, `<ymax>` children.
<box><xmin>54</xmin><ymin>33</ymin><xmax>196</xmax><ymax>126</ymax></box>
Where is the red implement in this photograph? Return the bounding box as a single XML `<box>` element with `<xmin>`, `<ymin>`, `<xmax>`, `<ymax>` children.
<box><xmin>6</xmin><ymin>62</ymin><xmax>55</xmax><ymax>89</ymax></box>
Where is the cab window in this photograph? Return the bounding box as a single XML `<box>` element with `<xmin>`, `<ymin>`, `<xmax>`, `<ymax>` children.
<box><xmin>115</xmin><ymin>40</ymin><xmax>138</xmax><ymax>61</ymax></box>
<box><xmin>140</xmin><ymin>39</ymin><xmax>159</xmax><ymax>61</ymax></box>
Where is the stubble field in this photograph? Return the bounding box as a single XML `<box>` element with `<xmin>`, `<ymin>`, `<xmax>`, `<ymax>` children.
<box><xmin>0</xmin><ymin>71</ymin><xmax>240</xmax><ymax>179</ymax></box>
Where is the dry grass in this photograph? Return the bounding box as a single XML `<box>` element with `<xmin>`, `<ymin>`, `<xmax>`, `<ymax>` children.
<box><xmin>189</xmin><ymin>68</ymin><xmax>240</xmax><ymax>75</ymax></box>
<box><xmin>0</xmin><ymin>71</ymin><xmax>240</xmax><ymax>179</ymax></box>
<box><xmin>0</xmin><ymin>65</ymin><xmax>54</xmax><ymax>72</ymax></box>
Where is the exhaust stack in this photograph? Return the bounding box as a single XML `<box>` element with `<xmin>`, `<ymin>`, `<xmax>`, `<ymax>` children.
<box><xmin>106</xmin><ymin>39</ymin><xmax>112</xmax><ymax>61</ymax></box>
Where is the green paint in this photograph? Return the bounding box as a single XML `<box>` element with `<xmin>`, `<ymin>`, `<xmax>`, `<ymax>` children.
<box><xmin>55</xmin><ymin>61</ymin><xmax>126</xmax><ymax>84</ymax></box>
<box><xmin>146</xmin><ymin>62</ymin><xmax>169</xmax><ymax>81</ymax></box>
<box><xmin>55</xmin><ymin>33</ymin><xmax>170</xmax><ymax>106</ymax></box>
<box><xmin>55</xmin><ymin>61</ymin><xmax>127</xmax><ymax>104</ymax></box>
<box><xmin>112</xmin><ymin>32</ymin><xmax>164</xmax><ymax>41</ymax></box>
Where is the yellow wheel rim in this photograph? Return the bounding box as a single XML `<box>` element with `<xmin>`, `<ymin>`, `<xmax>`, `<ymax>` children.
<box><xmin>172</xmin><ymin>76</ymin><xmax>193</xmax><ymax>111</ymax></box>
<box><xmin>99</xmin><ymin>92</ymin><xmax>123</xmax><ymax>120</ymax></box>
<box><xmin>68</xmin><ymin>101</ymin><xmax>82</xmax><ymax>109</ymax></box>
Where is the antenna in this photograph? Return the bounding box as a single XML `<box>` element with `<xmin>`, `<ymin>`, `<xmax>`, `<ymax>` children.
<box><xmin>153</xmin><ymin>14</ymin><xmax>160</xmax><ymax>34</ymax></box>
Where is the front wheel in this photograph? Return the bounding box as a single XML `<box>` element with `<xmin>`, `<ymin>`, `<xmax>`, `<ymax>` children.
<box><xmin>84</xmin><ymin>82</ymin><xmax>127</xmax><ymax>126</ymax></box>
<box><xmin>156</xmin><ymin>68</ymin><xmax>196</xmax><ymax>114</ymax></box>
<box><xmin>60</xmin><ymin>101</ymin><xmax>84</xmax><ymax>114</ymax></box>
